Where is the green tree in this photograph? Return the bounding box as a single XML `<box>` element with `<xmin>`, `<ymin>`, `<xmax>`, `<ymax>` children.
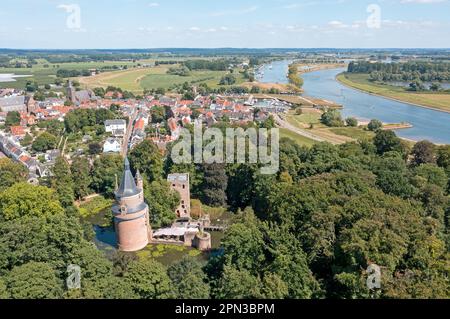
<box><xmin>373</xmin><ymin>130</ymin><xmax>404</xmax><ymax>155</ymax></box>
<box><xmin>0</xmin><ymin>158</ymin><xmax>27</xmax><ymax>191</ymax></box>
<box><xmin>5</xmin><ymin>111</ymin><xmax>20</xmax><ymax>127</ymax></box>
<box><xmin>367</xmin><ymin>119</ymin><xmax>383</xmax><ymax>131</ymax></box>
<box><xmin>411</xmin><ymin>140</ymin><xmax>436</xmax><ymax>166</ymax></box>
<box><xmin>32</xmin><ymin>132</ymin><xmax>58</xmax><ymax>152</ymax></box>
<box><xmin>219</xmin><ymin>74</ymin><xmax>236</xmax><ymax>85</ymax></box>
<box><xmin>373</xmin><ymin>156</ymin><xmax>415</xmax><ymax>198</ymax></box>
<box><xmin>221</xmin><ymin>211</ymin><xmax>265</xmax><ymax>272</ymax></box>
<box><xmin>215</xmin><ymin>266</ymin><xmax>261</xmax><ymax>299</ymax></box>
<box><xmin>71</xmin><ymin>157</ymin><xmax>91</xmax><ymax>200</ymax></box>
<box><xmin>88</xmin><ymin>143</ymin><xmax>102</xmax><ymax>155</ymax></box>
<box><xmin>20</xmin><ymin>133</ymin><xmax>33</xmax><ymax>147</ymax></box>
<box><xmin>200</xmin><ymin>163</ymin><xmax>228</xmax><ymax>207</ymax></box>
<box><xmin>144</xmin><ymin>179</ymin><xmax>179</xmax><ymax>228</ymax></box>
<box><xmin>436</xmin><ymin>145</ymin><xmax>450</xmax><ymax>173</ymax></box>
<box><xmin>6</xmin><ymin>262</ymin><xmax>63</xmax><ymax>299</ymax></box>
<box><xmin>125</xmin><ymin>259</ymin><xmax>173</xmax><ymax>299</ymax></box>
<box><xmin>168</xmin><ymin>257</ymin><xmax>210</xmax><ymax>299</ymax></box>
<box><xmin>129</xmin><ymin>140</ymin><xmax>163</xmax><ymax>182</ymax></box>
<box><xmin>259</xmin><ymin>273</ymin><xmax>289</xmax><ymax>299</ymax></box>
<box><xmin>0</xmin><ymin>214</ymin><xmax>84</xmax><ymax>275</ymax></box>
<box><xmin>345</xmin><ymin>117</ymin><xmax>358</xmax><ymax>127</ymax></box>
<box><xmin>0</xmin><ymin>277</ymin><xmax>9</xmax><ymax>299</ymax></box>
<box><xmin>0</xmin><ymin>183</ymin><xmax>64</xmax><ymax>221</ymax></box>
<box><xmin>430</xmin><ymin>82</ymin><xmax>442</xmax><ymax>91</ymax></box>
<box><xmin>150</xmin><ymin>106</ymin><xmax>166</xmax><ymax>123</ymax></box>
<box><xmin>414</xmin><ymin>164</ymin><xmax>448</xmax><ymax>189</ymax></box>
<box><xmin>320</xmin><ymin>110</ymin><xmax>344</xmax><ymax>127</ymax></box>
<box><xmin>91</xmin><ymin>154</ymin><xmax>123</xmax><ymax>197</ymax></box>
<box><xmin>52</xmin><ymin>156</ymin><xmax>75</xmax><ymax>206</ymax></box>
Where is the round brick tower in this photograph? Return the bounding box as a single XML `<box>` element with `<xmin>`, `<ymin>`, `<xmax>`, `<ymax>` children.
<box><xmin>113</xmin><ymin>158</ymin><xmax>152</xmax><ymax>252</ymax></box>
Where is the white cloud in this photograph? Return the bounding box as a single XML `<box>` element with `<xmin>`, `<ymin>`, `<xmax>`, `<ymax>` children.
<box><xmin>148</xmin><ymin>2</ymin><xmax>159</xmax><ymax>7</ymax></box>
<box><xmin>328</xmin><ymin>20</ymin><xmax>348</xmax><ymax>28</ymax></box>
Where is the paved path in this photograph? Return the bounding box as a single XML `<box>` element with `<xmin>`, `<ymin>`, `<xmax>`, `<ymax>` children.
<box><xmin>121</xmin><ymin>107</ymin><xmax>138</xmax><ymax>157</ymax></box>
<box><xmin>274</xmin><ymin>114</ymin><xmax>328</xmax><ymax>143</ymax></box>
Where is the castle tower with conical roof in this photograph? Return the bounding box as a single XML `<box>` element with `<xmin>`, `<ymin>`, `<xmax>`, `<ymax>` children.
<box><xmin>113</xmin><ymin>158</ymin><xmax>152</xmax><ymax>251</ymax></box>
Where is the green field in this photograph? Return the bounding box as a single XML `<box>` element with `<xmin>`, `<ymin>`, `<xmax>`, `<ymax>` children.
<box><xmin>0</xmin><ymin>59</ymin><xmax>143</xmax><ymax>89</ymax></box>
<box><xmin>337</xmin><ymin>73</ymin><xmax>450</xmax><ymax>113</ymax></box>
<box><xmin>279</xmin><ymin>128</ymin><xmax>316</xmax><ymax>147</ymax></box>
<box><xmin>286</xmin><ymin>111</ymin><xmax>323</xmax><ymax>128</ymax></box>
<box><xmin>1</xmin><ymin>56</ymin><xmax>248</xmax><ymax>93</ymax></box>
<box><xmin>139</xmin><ymin>69</ymin><xmax>231</xmax><ymax>91</ymax></box>
<box><xmin>78</xmin><ymin>64</ymin><xmax>247</xmax><ymax>93</ymax></box>
<box><xmin>329</xmin><ymin>127</ymin><xmax>375</xmax><ymax>141</ymax></box>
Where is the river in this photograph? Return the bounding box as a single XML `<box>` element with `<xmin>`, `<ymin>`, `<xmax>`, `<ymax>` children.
<box><xmin>259</xmin><ymin>61</ymin><xmax>450</xmax><ymax>144</ymax></box>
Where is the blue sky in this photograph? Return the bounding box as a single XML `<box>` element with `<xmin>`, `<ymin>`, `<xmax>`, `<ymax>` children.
<box><xmin>0</xmin><ymin>0</ymin><xmax>449</xmax><ymax>48</ymax></box>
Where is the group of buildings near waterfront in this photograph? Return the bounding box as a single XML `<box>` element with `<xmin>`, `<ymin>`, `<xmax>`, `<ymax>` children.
<box><xmin>1</xmin><ymin>82</ymin><xmax>292</xmax><ymax>252</ymax></box>
<box><xmin>113</xmin><ymin>159</ymin><xmax>212</xmax><ymax>252</ymax></box>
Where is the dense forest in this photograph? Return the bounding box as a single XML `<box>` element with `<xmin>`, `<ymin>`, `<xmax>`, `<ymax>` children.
<box><xmin>347</xmin><ymin>61</ymin><xmax>450</xmax><ymax>82</ymax></box>
<box><xmin>183</xmin><ymin>59</ymin><xmax>235</xmax><ymax>71</ymax></box>
<box><xmin>0</xmin><ymin>123</ymin><xmax>448</xmax><ymax>298</ymax></box>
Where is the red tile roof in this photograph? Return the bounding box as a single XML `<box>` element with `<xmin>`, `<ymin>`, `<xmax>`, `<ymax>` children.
<box><xmin>10</xmin><ymin>126</ymin><xmax>25</xmax><ymax>136</ymax></box>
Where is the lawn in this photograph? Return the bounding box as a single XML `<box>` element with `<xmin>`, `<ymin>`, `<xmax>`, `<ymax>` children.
<box><xmin>328</xmin><ymin>127</ymin><xmax>375</xmax><ymax>141</ymax></box>
<box><xmin>279</xmin><ymin>128</ymin><xmax>316</xmax><ymax>147</ymax></box>
<box><xmin>337</xmin><ymin>73</ymin><xmax>450</xmax><ymax>113</ymax></box>
<box><xmin>286</xmin><ymin>111</ymin><xmax>322</xmax><ymax>128</ymax></box>
<box><xmin>79</xmin><ymin>195</ymin><xmax>114</xmax><ymax>220</ymax></box>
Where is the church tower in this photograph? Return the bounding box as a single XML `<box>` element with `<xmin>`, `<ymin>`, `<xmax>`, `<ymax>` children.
<box><xmin>66</xmin><ymin>80</ymin><xmax>76</xmax><ymax>104</ymax></box>
<box><xmin>113</xmin><ymin>158</ymin><xmax>152</xmax><ymax>252</ymax></box>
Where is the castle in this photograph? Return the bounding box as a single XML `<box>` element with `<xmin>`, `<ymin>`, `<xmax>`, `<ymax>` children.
<box><xmin>113</xmin><ymin>159</ymin><xmax>211</xmax><ymax>252</ymax></box>
<box><xmin>113</xmin><ymin>158</ymin><xmax>151</xmax><ymax>252</ymax></box>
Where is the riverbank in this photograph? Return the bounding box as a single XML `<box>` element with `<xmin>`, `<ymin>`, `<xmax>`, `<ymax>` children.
<box><xmin>297</xmin><ymin>63</ymin><xmax>346</xmax><ymax>75</ymax></box>
<box><xmin>336</xmin><ymin>73</ymin><xmax>450</xmax><ymax>114</ymax></box>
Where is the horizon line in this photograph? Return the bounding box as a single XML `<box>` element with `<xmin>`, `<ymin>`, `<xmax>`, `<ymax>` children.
<box><xmin>1</xmin><ymin>47</ymin><xmax>450</xmax><ymax>51</ymax></box>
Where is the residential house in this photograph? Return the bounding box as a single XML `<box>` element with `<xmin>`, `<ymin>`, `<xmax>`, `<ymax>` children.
<box><xmin>9</xmin><ymin>126</ymin><xmax>26</xmax><ymax>139</ymax></box>
<box><xmin>105</xmin><ymin>119</ymin><xmax>127</xmax><ymax>137</ymax></box>
<box><xmin>103</xmin><ymin>137</ymin><xmax>122</xmax><ymax>153</ymax></box>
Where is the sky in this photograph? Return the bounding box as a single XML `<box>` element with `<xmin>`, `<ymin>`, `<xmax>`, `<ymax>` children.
<box><xmin>0</xmin><ymin>0</ymin><xmax>449</xmax><ymax>49</ymax></box>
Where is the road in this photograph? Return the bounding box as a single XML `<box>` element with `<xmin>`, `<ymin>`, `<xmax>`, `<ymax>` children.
<box><xmin>121</xmin><ymin>106</ymin><xmax>139</xmax><ymax>157</ymax></box>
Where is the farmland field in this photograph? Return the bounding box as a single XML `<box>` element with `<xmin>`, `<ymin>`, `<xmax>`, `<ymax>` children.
<box><xmin>0</xmin><ymin>59</ymin><xmax>143</xmax><ymax>89</ymax></box>
<box><xmin>78</xmin><ymin>65</ymin><xmax>246</xmax><ymax>93</ymax></box>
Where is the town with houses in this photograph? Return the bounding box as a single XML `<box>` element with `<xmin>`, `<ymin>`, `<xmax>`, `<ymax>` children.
<box><xmin>0</xmin><ymin>81</ymin><xmax>291</xmax><ymax>251</ymax></box>
<box><xmin>0</xmin><ymin>83</ymin><xmax>290</xmax><ymax>181</ymax></box>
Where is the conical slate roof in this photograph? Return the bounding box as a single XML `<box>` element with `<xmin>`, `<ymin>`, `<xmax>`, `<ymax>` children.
<box><xmin>115</xmin><ymin>158</ymin><xmax>140</xmax><ymax>198</ymax></box>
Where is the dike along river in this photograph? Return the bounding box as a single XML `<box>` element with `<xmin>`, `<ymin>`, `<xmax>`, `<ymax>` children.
<box><xmin>259</xmin><ymin>62</ymin><xmax>450</xmax><ymax>144</ymax></box>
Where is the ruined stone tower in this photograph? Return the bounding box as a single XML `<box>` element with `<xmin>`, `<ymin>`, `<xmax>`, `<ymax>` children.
<box><xmin>113</xmin><ymin>158</ymin><xmax>152</xmax><ymax>252</ymax></box>
<box><xmin>167</xmin><ymin>173</ymin><xmax>191</xmax><ymax>218</ymax></box>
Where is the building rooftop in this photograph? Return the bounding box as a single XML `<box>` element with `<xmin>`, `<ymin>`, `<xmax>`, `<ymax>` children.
<box><xmin>105</xmin><ymin>119</ymin><xmax>126</xmax><ymax>125</ymax></box>
<box><xmin>115</xmin><ymin>158</ymin><xmax>140</xmax><ymax>198</ymax></box>
<box><xmin>167</xmin><ymin>173</ymin><xmax>189</xmax><ymax>182</ymax></box>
